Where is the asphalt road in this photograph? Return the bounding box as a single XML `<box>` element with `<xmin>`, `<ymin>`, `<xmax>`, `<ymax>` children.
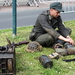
<box><xmin>0</xmin><ymin>8</ymin><xmax>75</xmax><ymax>30</ymax></box>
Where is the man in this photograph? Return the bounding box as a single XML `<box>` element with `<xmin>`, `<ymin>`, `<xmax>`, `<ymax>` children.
<box><xmin>29</xmin><ymin>2</ymin><xmax>74</xmax><ymax>47</ymax></box>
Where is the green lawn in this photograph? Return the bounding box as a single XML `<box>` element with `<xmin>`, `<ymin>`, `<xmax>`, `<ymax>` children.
<box><xmin>0</xmin><ymin>20</ymin><xmax>75</xmax><ymax>75</ymax></box>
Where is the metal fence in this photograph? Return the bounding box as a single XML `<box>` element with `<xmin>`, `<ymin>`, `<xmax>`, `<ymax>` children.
<box><xmin>0</xmin><ymin>0</ymin><xmax>50</xmax><ymax>6</ymax></box>
<box><xmin>0</xmin><ymin>0</ymin><xmax>28</xmax><ymax>6</ymax></box>
<box><xmin>0</xmin><ymin>0</ymin><xmax>75</xmax><ymax>12</ymax></box>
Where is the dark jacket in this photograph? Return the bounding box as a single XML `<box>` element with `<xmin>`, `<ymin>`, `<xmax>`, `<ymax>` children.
<box><xmin>30</xmin><ymin>10</ymin><xmax>69</xmax><ymax>40</ymax></box>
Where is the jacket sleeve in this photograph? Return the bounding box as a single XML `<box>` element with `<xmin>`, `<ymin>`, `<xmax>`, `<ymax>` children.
<box><xmin>57</xmin><ymin>16</ymin><xmax>69</xmax><ymax>37</ymax></box>
<box><xmin>38</xmin><ymin>14</ymin><xmax>60</xmax><ymax>40</ymax></box>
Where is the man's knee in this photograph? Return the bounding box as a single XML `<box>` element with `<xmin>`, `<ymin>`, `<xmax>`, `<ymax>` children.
<box><xmin>35</xmin><ymin>34</ymin><xmax>55</xmax><ymax>46</ymax></box>
<box><xmin>46</xmin><ymin>34</ymin><xmax>55</xmax><ymax>46</ymax></box>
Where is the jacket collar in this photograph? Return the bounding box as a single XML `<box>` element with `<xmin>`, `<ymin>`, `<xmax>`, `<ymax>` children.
<box><xmin>48</xmin><ymin>10</ymin><xmax>58</xmax><ymax>25</ymax></box>
<box><xmin>48</xmin><ymin>10</ymin><xmax>54</xmax><ymax>21</ymax></box>
<box><xmin>43</xmin><ymin>10</ymin><xmax>58</xmax><ymax>25</ymax></box>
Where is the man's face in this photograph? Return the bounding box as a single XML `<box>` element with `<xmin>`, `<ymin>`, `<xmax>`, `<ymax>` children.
<box><xmin>50</xmin><ymin>9</ymin><xmax>60</xmax><ymax>18</ymax></box>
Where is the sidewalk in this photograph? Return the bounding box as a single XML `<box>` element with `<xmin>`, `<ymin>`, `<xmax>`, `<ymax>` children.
<box><xmin>0</xmin><ymin>1</ymin><xmax>54</xmax><ymax>12</ymax></box>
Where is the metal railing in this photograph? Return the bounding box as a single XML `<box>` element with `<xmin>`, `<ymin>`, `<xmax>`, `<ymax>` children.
<box><xmin>0</xmin><ymin>0</ymin><xmax>75</xmax><ymax>12</ymax></box>
<box><xmin>0</xmin><ymin>0</ymin><xmax>28</xmax><ymax>6</ymax></box>
<box><xmin>0</xmin><ymin>0</ymin><xmax>49</xmax><ymax>6</ymax></box>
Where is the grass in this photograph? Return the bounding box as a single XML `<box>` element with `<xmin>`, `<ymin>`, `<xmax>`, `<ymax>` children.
<box><xmin>0</xmin><ymin>20</ymin><xmax>75</xmax><ymax>75</ymax></box>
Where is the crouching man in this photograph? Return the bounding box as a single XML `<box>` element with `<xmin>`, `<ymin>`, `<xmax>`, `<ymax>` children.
<box><xmin>29</xmin><ymin>2</ymin><xmax>75</xmax><ymax>47</ymax></box>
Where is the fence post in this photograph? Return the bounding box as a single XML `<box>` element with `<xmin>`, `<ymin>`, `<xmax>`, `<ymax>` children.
<box><xmin>12</xmin><ymin>0</ymin><xmax>17</xmax><ymax>37</ymax></box>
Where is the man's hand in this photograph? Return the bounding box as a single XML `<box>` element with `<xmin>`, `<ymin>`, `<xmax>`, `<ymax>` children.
<box><xmin>66</xmin><ymin>36</ymin><xmax>75</xmax><ymax>45</ymax></box>
<box><xmin>58</xmin><ymin>35</ymin><xmax>75</xmax><ymax>45</ymax></box>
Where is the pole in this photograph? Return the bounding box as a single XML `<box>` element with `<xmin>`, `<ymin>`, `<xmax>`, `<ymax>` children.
<box><xmin>12</xmin><ymin>0</ymin><xmax>17</xmax><ymax>37</ymax></box>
